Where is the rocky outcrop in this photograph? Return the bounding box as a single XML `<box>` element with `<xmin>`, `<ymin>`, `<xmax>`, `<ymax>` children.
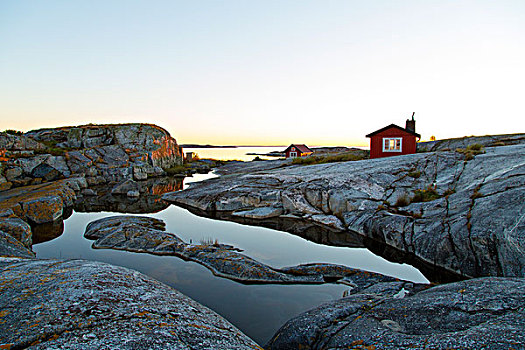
<box><xmin>0</xmin><ymin>124</ymin><xmax>183</xmax><ymax>190</ymax></box>
<box><xmin>163</xmin><ymin>144</ymin><xmax>525</xmax><ymax>279</ymax></box>
<box><xmin>0</xmin><ymin>178</ymin><xmax>86</xmax><ymax>227</ymax></box>
<box><xmin>266</xmin><ymin>277</ymin><xmax>525</xmax><ymax>349</ymax></box>
<box><xmin>84</xmin><ymin>216</ymin><xmax>401</xmax><ymax>285</ymax></box>
<box><xmin>0</xmin><ymin>257</ymin><xmax>261</xmax><ymax>349</ymax></box>
<box><xmin>417</xmin><ymin>132</ymin><xmax>525</xmax><ymax>152</ymax></box>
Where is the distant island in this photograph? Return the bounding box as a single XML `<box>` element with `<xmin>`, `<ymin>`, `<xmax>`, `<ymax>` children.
<box><xmin>180</xmin><ymin>144</ymin><xmax>237</xmax><ymax>148</ymax></box>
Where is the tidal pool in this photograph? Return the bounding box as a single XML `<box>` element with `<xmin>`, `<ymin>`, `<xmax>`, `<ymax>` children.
<box><xmin>33</xmin><ymin>173</ymin><xmax>428</xmax><ymax>345</ymax></box>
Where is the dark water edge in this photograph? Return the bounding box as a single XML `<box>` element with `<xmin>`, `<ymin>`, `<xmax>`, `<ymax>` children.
<box><xmin>31</xmin><ymin>174</ymin><xmax>438</xmax><ymax>345</ymax></box>
<box><xmin>178</xmin><ymin>204</ymin><xmax>465</xmax><ymax>284</ymax></box>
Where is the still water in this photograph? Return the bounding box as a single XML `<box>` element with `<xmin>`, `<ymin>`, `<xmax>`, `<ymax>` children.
<box><xmin>183</xmin><ymin>146</ymin><xmax>284</xmax><ymax>161</ymax></box>
<box><xmin>33</xmin><ymin>172</ymin><xmax>428</xmax><ymax>345</ymax></box>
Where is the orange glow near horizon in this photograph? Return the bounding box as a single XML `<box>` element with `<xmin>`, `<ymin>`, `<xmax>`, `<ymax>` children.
<box><xmin>1</xmin><ymin>2</ymin><xmax>524</xmax><ymax>145</ymax></box>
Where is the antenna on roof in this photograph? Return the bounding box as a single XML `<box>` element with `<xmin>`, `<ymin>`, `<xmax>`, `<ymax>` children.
<box><xmin>411</xmin><ymin>112</ymin><xmax>415</xmax><ymax>121</ymax></box>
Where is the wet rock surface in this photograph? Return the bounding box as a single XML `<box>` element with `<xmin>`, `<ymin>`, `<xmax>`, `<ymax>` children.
<box><xmin>0</xmin><ymin>257</ymin><xmax>261</xmax><ymax>349</ymax></box>
<box><xmin>163</xmin><ymin>145</ymin><xmax>525</xmax><ymax>279</ymax></box>
<box><xmin>266</xmin><ymin>277</ymin><xmax>525</xmax><ymax>350</ymax></box>
<box><xmin>84</xmin><ymin>215</ymin><xmax>401</xmax><ymax>285</ymax></box>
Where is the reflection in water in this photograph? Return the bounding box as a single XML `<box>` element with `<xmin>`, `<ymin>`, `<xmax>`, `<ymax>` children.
<box><xmin>31</xmin><ymin>206</ymin><xmax>73</xmax><ymax>244</ymax></box>
<box><xmin>75</xmin><ymin>177</ymin><xmax>183</xmax><ymax>214</ymax></box>
<box><xmin>32</xmin><ymin>172</ymin><xmax>442</xmax><ymax>345</ymax></box>
<box><xmin>31</xmin><ymin>220</ymin><xmax>64</xmax><ymax>244</ymax></box>
<box><xmin>179</xmin><ymin>204</ymin><xmax>463</xmax><ymax>284</ymax></box>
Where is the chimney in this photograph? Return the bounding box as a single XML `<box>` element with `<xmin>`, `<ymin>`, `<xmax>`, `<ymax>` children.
<box><xmin>405</xmin><ymin>112</ymin><xmax>415</xmax><ymax>133</ymax></box>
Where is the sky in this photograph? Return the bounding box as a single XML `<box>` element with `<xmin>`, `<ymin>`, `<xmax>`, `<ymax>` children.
<box><xmin>1</xmin><ymin>1</ymin><xmax>524</xmax><ymax>146</ymax></box>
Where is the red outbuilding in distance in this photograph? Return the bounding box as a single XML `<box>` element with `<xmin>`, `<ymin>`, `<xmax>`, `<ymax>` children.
<box><xmin>284</xmin><ymin>144</ymin><xmax>314</xmax><ymax>158</ymax></box>
<box><xmin>366</xmin><ymin>113</ymin><xmax>421</xmax><ymax>159</ymax></box>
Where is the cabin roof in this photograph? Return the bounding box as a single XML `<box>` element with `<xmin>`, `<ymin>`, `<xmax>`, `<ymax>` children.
<box><xmin>366</xmin><ymin>124</ymin><xmax>421</xmax><ymax>138</ymax></box>
<box><xmin>285</xmin><ymin>144</ymin><xmax>313</xmax><ymax>153</ymax></box>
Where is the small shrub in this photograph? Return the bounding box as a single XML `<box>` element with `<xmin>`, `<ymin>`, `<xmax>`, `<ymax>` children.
<box><xmin>407</xmin><ymin>170</ymin><xmax>421</xmax><ymax>178</ymax></box>
<box><xmin>467</xmin><ymin>143</ymin><xmax>483</xmax><ymax>151</ymax></box>
<box><xmin>292</xmin><ymin>152</ymin><xmax>367</xmax><ymax>165</ymax></box>
<box><xmin>252</xmin><ymin>156</ymin><xmax>263</xmax><ymax>161</ymax></box>
<box><xmin>394</xmin><ymin>193</ymin><xmax>410</xmax><ymax>207</ymax></box>
<box><xmin>412</xmin><ymin>185</ymin><xmax>441</xmax><ymax>203</ymax></box>
<box><xmin>292</xmin><ymin>156</ymin><xmax>318</xmax><ymax>165</ymax></box>
<box><xmin>2</xmin><ymin>129</ymin><xmax>23</xmax><ymax>135</ymax></box>
<box><xmin>165</xmin><ymin>165</ymin><xmax>188</xmax><ymax>175</ymax></box>
<box><xmin>34</xmin><ymin>147</ymin><xmax>66</xmax><ymax>156</ymax></box>
<box><xmin>456</xmin><ymin>143</ymin><xmax>485</xmax><ymax>161</ymax></box>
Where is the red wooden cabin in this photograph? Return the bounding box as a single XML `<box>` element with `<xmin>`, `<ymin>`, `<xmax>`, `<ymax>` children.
<box><xmin>366</xmin><ymin>114</ymin><xmax>421</xmax><ymax>159</ymax></box>
<box><xmin>284</xmin><ymin>144</ymin><xmax>313</xmax><ymax>158</ymax></box>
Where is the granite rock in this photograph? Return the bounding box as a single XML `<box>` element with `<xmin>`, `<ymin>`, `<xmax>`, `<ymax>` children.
<box><xmin>84</xmin><ymin>216</ymin><xmax>403</xmax><ymax>285</ymax></box>
<box><xmin>31</xmin><ymin>163</ymin><xmax>64</xmax><ymax>181</ymax></box>
<box><xmin>0</xmin><ymin>232</ymin><xmax>35</xmax><ymax>258</ymax></box>
<box><xmin>417</xmin><ymin>133</ymin><xmax>525</xmax><ymax>152</ymax></box>
<box><xmin>163</xmin><ymin>145</ymin><xmax>525</xmax><ymax>278</ymax></box>
<box><xmin>0</xmin><ymin>218</ymin><xmax>32</xmax><ymax>248</ymax></box>
<box><xmin>0</xmin><ymin>258</ymin><xmax>261</xmax><ymax>349</ymax></box>
<box><xmin>266</xmin><ymin>277</ymin><xmax>525</xmax><ymax>350</ymax></box>
<box><xmin>1</xmin><ymin>124</ymin><xmax>183</xmax><ymax>188</ymax></box>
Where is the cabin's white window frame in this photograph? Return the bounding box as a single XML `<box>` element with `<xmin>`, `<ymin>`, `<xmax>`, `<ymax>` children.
<box><xmin>382</xmin><ymin>137</ymin><xmax>402</xmax><ymax>152</ymax></box>
<box><xmin>289</xmin><ymin>151</ymin><xmax>297</xmax><ymax>157</ymax></box>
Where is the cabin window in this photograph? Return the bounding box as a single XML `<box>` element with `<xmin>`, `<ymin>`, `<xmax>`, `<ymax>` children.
<box><xmin>290</xmin><ymin>152</ymin><xmax>297</xmax><ymax>157</ymax></box>
<box><xmin>383</xmin><ymin>137</ymin><xmax>402</xmax><ymax>152</ymax></box>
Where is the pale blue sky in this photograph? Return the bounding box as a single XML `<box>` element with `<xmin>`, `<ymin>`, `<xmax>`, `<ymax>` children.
<box><xmin>1</xmin><ymin>1</ymin><xmax>524</xmax><ymax>145</ymax></box>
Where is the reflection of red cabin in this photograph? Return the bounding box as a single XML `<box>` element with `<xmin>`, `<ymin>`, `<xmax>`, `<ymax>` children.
<box><xmin>366</xmin><ymin>114</ymin><xmax>421</xmax><ymax>159</ymax></box>
<box><xmin>284</xmin><ymin>144</ymin><xmax>313</xmax><ymax>158</ymax></box>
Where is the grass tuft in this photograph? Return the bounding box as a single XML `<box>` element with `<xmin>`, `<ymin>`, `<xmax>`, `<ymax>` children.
<box><xmin>456</xmin><ymin>143</ymin><xmax>485</xmax><ymax>161</ymax></box>
<box><xmin>394</xmin><ymin>193</ymin><xmax>410</xmax><ymax>207</ymax></box>
<box><xmin>292</xmin><ymin>152</ymin><xmax>367</xmax><ymax>165</ymax></box>
<box><xmin>407</xmin><ymin>170</ymin><xmax>421</xmax><ymax>178</ymax></box>
<box><xmin>412</xmin><ymin>185</ymin><xmax>441</xmax><ymax>203</ymax></box>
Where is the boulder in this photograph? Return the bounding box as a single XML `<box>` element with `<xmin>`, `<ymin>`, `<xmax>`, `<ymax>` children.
<box><xmin>21</xmin><ymin>196</ymin><xmax>63</xmax><ymax>224</ymax></box>
<box><xmin>0</xmin><ymin>180</ymin><xmax>79</xmax><ymax>225</ymax></box>
<box><xmin>0</xmin><ymin>258</ymin><xmax>260</xmax><ymax>349</ymax></box>
<box><xmin>266</xmin><ymin>277</ymin><xmax>525</xmax><ymax>349</ymax></box>
<box><xmin>31</xmin><ymin>163</ymin><xmax>63</xmax><ymax>182</ymax></box>
<box><xmin>4</xmin><ymin>167</ymin><xmax>22</xmax><ymax>181</ymax></box>
<box><xmin>0</xmin><ymin>218</ymin><xmax>32</xmax><ymax>248</ymax></box>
